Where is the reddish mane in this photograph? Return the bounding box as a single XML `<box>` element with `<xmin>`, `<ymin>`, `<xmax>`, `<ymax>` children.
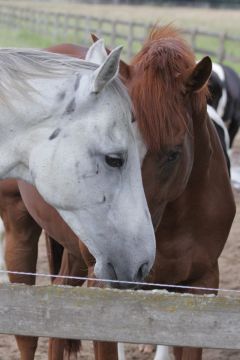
<box><xmin>130</xmin><ymin>26</ymin><xmax>208</xmax><ymax>150</ymax></box>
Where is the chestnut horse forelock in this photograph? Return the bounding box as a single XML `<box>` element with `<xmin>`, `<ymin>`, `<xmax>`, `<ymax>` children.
<box><xmin>130</xmin><ymin>26</ymin><xmax>209</xmax><ymax>151</ymax></box>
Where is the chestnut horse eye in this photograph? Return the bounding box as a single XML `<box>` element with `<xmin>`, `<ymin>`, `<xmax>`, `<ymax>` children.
<box><xmin>167</xmin><ymin>150</ymin><xmax>180</xmax><ymax>163</ymax></box>
<box><xmin>105</xmin><ymin>154</ymin><xmax>124</xmax><ymax>168</ymax></box>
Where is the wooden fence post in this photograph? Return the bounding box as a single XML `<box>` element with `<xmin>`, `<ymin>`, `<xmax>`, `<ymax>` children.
<box><xmin>74</xmin><ymin>15</ymin><xmax>79</xmax><ymax>42</ymax></box>
<box><xmin>29</xmin><ymin>9</ymin><xmax>35</xmax><ymax>33</ymax></box>
<box><xmin>52</xmin><ymin>13</ymin><xmax>58</xmax><ymax>42</ymax></box>
<box><xmin>191</xmin><ymin>28</ymin><xmax>198</xmax><ymax>52</ymax></box>
<box><xmin>127</xmin><ymin>22</ymin><xmax>134</xmax><ymax>59</ymax></box>
<box><xmin>98</xmin><ymin>17</ymin><xmax>103</xmax><ymax>38</ymax></box>
<box><xmin>82</xmin><ymin>15</ymin><xmax>90</xmax><ymax>45</ymax></box>
<box><xmin>111</xmin><ymin>20</ymin><xmax>117</xmax><ymax>48</ymax></box>
<box><xmin>63</xmin><ymin>14</ymin><xmax>69</xmax><ymax>41</ymax></box>
<box><xmin>218</xmin><ymin>32</ymin><xmax>227</xmax><ymax>63</ymax></box>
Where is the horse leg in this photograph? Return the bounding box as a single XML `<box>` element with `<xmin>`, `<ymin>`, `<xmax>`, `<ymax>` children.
<box><xmin>45</xmin><ymin>233</ymin><xmax>64</xmax><ymax>280</ymax></box>
<box><xmin>154</xmin><ymin>345</ymin><xmax>173</xmax><ymax>360</ymax></box>
<box><xmin>117</xmin><ymin>343</ymin><xmax>126</xmax><ymax>360</ymax></box>
<box><xmin>47</xmin><ymin>240</ymin><xmax>87</xmax><ymax>360</ymax></box>
<box><xmin>48</xmin><ymin>338</ymin><xmax>64</xmax><ymax>360</ymax></box>
<box><xmin>1</xmin><ymin>193</ymin><xmax>42</xmax><ymax>360</ymax></box>
<box><xmin>47</xmin><ymin>236</ymin><xmax>65</xmax><ymax>360</ymax></box>
<box><xmin>0</xmin><ymin>217</ymin><xmax>8</xmax><ymax>283</ymax></box>
<box><xmin>172</xmin><ymin>265</ymin><xmax>219</xmax><ymax>360</ymax></box>
<box><xmin>86</xmin><ymin>267</ymin><xmax>119</xmax><ymax>360</ymax></box>
<box><xmin>173</xmin><ymin>347</ymin><xmax>202</xmax><ymax>360</ymax></box>
<box><xmin>93</xmin><ymin>341</ymin><xmax>118</xmax><ymax>360</ymax></box>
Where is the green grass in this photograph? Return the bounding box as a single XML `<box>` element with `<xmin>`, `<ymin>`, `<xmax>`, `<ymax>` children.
<box><xmin>0</xmin><ymin>27</ymin><xmax>52</xmax><ymax>48</ymax></box>
<box><xmin>1</xmin><ymin>24</ymin><xmax>239</xmax><ymax>73</ymax></box>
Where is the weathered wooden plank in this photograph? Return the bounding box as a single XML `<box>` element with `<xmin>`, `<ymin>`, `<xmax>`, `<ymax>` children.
<box><xmin>0</xmin><ymin>284</ymin><xmax>240</xmax><ymax>349</ymax></box>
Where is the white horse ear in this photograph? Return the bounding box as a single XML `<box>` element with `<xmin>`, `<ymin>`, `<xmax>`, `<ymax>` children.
<box><xmin>85</xmin><ymin>39</ymin><xmax>108</xmax><ymax>65</ymax></box>
<box><xmin>91</xmin><ymin>45</ymin><xmax>123</xmax><ymax>94</ymax></box>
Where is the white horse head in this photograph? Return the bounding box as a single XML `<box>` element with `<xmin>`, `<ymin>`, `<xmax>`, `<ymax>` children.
<box><xmin>0</xmin><ymin>43</ymin><xmax>156</xmax><ymax>285</ymax></box>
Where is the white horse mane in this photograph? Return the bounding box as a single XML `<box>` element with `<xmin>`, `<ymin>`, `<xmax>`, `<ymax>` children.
<box><xmin>0</xmin><ymin>48</ymin><xmax>97</xmax><ymax>77</ymax></box>
<box><xmin>0</xmin><ymin>48</ymin><xmax>130</xmax><ymax>108</ymax></box>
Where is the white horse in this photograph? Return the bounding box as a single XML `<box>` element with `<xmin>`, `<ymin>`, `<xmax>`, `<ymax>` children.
<box><xmin>0</xmin><ymin>41</ymin><xmax>155</xmax><ymax>284</ymax></box>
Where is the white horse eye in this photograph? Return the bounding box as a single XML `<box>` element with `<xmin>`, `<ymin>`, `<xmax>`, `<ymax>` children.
<box><xmin>105</xmin><ymin>154</ymin><xmax>124</xmax><ymax>168</ymax></box>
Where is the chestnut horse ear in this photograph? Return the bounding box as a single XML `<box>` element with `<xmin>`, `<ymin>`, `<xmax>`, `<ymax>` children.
<box><xmin>185</xmin><ymin>56</ymin><xmax>212</xmax><ymax>93</ymax></box>
<box><xmin>91</xmin><ymin>33</ymin><xmax>132</xmax><ymax>81</ymax></box>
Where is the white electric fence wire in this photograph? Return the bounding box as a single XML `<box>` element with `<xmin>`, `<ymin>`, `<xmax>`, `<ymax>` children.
<box><xmin>0</xmin><ymin>269</ymin><xmax>240</xmax><ymax>295</ymax></box>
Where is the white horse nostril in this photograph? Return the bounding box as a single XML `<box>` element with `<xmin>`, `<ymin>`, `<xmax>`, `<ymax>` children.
<box><xmin>103</xmin><ymin>261</ymin><xmax>150</xmax><ymax>287</ymax></box>
<box><xmin>107</xmin><ymin>262</ymin><xmax>118</xmax><ymax>281</ymax></box>
<box><xmin>135</xmin><ymin>262</ymin><xmax>149</xmax><ymax>282</ymax></box>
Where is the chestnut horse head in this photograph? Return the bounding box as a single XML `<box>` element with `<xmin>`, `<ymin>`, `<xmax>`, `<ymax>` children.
<box><xmin>128</xmin><ymin>26</ymin><xmax>213</xmax><ymax>228</ymax></box>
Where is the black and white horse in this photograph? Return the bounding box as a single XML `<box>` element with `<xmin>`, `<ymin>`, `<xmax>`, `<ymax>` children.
<box><xmin>207</xmin><ymin>105</ymin><xmax>230</xmax><ymax>175</ymax></box>
<box><xmin>208</xmin><ymin>63</ymin><xmax>240</xmax><ymax>148</ymax></box>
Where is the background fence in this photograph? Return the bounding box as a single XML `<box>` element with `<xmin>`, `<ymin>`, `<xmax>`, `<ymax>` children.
<box><xmin>0</xmin><ymin>5</ymin><xmax>240</xmax><ymax>63</ymax></box>
<box><xmin>19</xmin><ymin>0</ymin><xmax>240</xmax><ymax>7</ymax></box>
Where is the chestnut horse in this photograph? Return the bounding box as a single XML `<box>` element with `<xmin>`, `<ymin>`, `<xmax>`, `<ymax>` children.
<box><xmin>0</xmin><ymin>25</ymin><xmax>235</xmax><ymax>360</ymax></box>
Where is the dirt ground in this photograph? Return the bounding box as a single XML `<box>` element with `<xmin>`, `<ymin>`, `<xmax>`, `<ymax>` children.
<box><xmin>0</xmin><ymin>141</ymin><xmax>240</xmax><ymax>359</ymax></box>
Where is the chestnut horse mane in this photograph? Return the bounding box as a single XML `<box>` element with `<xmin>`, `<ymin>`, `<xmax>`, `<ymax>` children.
<box><xmin>130</xmin><ymin>25</ymin><xmax>209</xmax><ymax>150</ymax></box>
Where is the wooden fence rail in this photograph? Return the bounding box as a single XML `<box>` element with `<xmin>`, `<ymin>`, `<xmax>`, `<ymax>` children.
<box><xmin>0</xmin><ymin>283</ymin><xmax>240</xmax><ymax>349</ymax></box>
<box><xmin>0</xmin><ymin>4</ymin><xmax>240</xmax><ymax>63</ymax></box>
